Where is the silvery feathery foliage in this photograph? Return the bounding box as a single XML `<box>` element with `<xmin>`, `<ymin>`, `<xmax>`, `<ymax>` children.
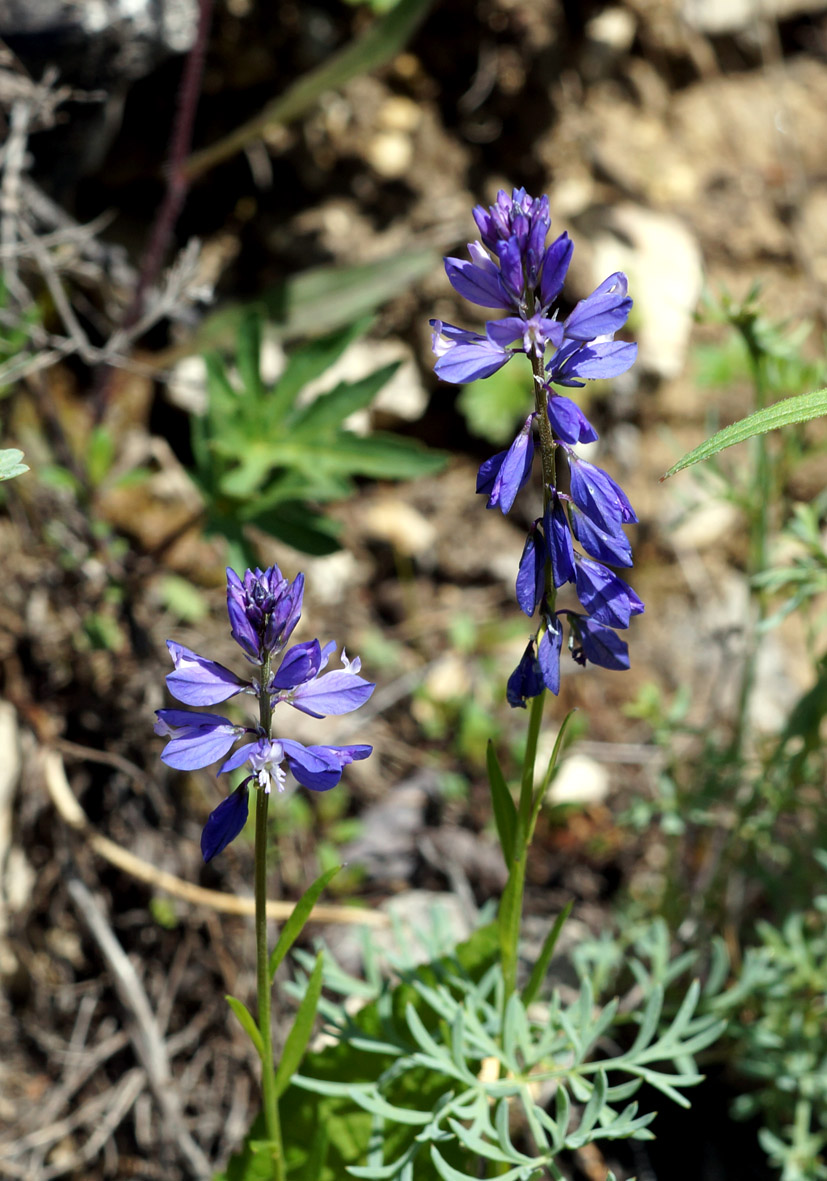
<box><xmin>286</xmin><ymin>917</ymin><xmax>726</xmax><ymax>1181</ymax></box>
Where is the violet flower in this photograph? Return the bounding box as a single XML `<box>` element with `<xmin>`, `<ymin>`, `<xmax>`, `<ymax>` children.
<box><xmin>430</xmin><ymin>188</ymin><xmax>644</xmax><ymax>702</ymax></box>
<box><xmin>155</xmin><ymin>565</ymin><xmax>374</xmax><ymax>861</ymax></box>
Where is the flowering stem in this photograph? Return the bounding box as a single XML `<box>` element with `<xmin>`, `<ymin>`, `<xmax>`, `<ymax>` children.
<box><xmin>254</xmin><ymin>652</ymin><xmax>285</xmax><ymax>1179</ymax></box>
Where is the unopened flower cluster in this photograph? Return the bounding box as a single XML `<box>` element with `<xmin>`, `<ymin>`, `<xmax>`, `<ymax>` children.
<box><xmin>431</xmin><ymin>188</ymin><xmax>643</xmax><ymax>706</ymax></box>
<box><xmin>155</xmin><ymin>566</ymin><xmax>374</xmax><ymax>860</ymax></box>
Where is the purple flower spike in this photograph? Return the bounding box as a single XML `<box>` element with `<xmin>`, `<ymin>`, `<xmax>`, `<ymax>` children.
<box><xmin>575</xmin><ymin>558</ymin><xmax>644</xmax><ymax>630</ymax></box>
<box><xmin>507</xmin><ymin>640</ymin><xmax>545</xmax><ymax>709</ymax></box>
<box><xmin>201</xmin><ymin>786</ymin><xmax>250</xmax><ymax>862</ymax></box>
<box><xmin>569</xmin><ymin>615</ymin><xmax>630</xmax><ymax>671</ymax></box>
<box><xmin>165</xmin><ymin>641</ymin><xmax>248</xmax><ymax>706</ymax></box>
<box><xmin>476</xmin><ymin>416</ymin><xmax>536</xmax><ymax>514</ymax></box>
<box><xmin>154</xmin><ymin>710</ymin><xmax>246</xmax><ymax>771</ymax></box>
<box><xmin>546</xmin><ymin>393</ymin><xmax>598</xmax><ymax>445</ymax></box>
<box><xmin>226</xmin><ymin>566</ymin><xmax>304</xmax><ymax>662</ymax></box>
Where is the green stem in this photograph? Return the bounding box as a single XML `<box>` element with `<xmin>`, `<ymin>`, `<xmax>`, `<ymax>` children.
<box><xmin>254</xmin><ymin>652</ymin><xmax>285</xmax><ymax>1180</ymax></box>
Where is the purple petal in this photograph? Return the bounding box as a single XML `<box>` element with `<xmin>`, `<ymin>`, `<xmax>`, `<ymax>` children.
<box><xmin>540</xmin><ymin>232</ymin><xmax>573</xmax><ymax>308</ymax></box>
<box><xmin>218</xmin><ymin>740</ymin><xmax>260</xmax><ymax>776</ymax></box>
<box><xmin>431</xmin><ymin>323</ymin><xmax>512</xmax><ymax>384</ymax></box>
<box><xmin>271</xmin><ymin>639</ymin><xmax>322</xmax><ymax>690</ymax></box>
<box><xmin>507</xmin><ymin>640</ymin><xmax>545</xmax><ymax>709</ymax></box>
<box><xmin>281</xmin><ymin>740</ymin><xmax>372</xmax><ymax>792</ymax></box>
<box><xmin>544</xmin><ymin>495</ymin><xmax>575</xmax><ymax>587</ymax></box>
<box><xmin>546</xmin><ymin>394</ymin><xmax>598</xmax><ymax>445</ymax></box>
<box><xmin>479</xmin><ymin>418</ymin><xmax>535</xmax><ymax>514</ymax></box>
<box><xmin>568</xmin><ymin>456</ymin><xmax>637</xmax><ymax>531</ymax></box>
<box><xmin>570</xmin><ymin>505</ymin><xmax>633</xmax><ymax>567</ymax></box>
<box><xmin>516</xmin><ymin>524</ymin><xmax>545</xmax><ymax>617</ymax></box>
<box><xmin>575</xmin><ymin>558</ymin><xmax>644</xmax><ymax>630</ymax></box>
<box><xmin>444</xmin><ymin>253</ymin><xmax>511</xmax><ymax>309</ymax></box>
<box><xmin>495</xmin><ymin>237</ymin><xmax>525</xmax><ymax>303</ymax></box>
<box><xmin>288</xmin><ymin>670</ymin><xmax>375</xmax><ymax>719</ymax></box>
<box><xmin>201</xmin><ymin>786</ymin><xmax>250</xmax><ymax>862</ymax></box>
<box><xmin>563</xmin><ymin>340</ymin><xmax>638</xmax><ymax>381</ymax></box>
<box><xmin>155</xmin><ymin>710</ymin><xmax>244</xmax><ymax>771</ymax></box>
<box><xmin>570</xmin><ymin>616</ymin><xmax>630</xmax><ymax>671</ymax></box>
<box><xmin>538</xmin><ymin>621</ymin><xmax>562</xmax><ymax>696</ymax></box>
<box><xmin>165</xmin><ymin>641</ymin><xmax>247</xmax><ymax>706</ymax></box>
<box><xmin>564</xmin><ymin>272</ymin><xmax>631</xmax><ymax>341</ymax></box>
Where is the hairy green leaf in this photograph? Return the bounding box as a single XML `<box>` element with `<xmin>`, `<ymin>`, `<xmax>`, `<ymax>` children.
<box><xmin>661</xmin><ymin>387</ymin><xmax>827</xmax><ymax>480</ymax></box>
<box><xmin>225</xmin><ymin>995</ymin><xmax>264</xmax><ymax>1060</ymax></box>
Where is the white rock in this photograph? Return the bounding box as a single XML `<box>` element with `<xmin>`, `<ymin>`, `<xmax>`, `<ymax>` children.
<box><xmin>547</xmin><ymin>754</ymin><xmax>610</xmax><ymax>807</ymax></box>
<box><xmin>590</xmin><ymin>204</ymin><xmax>703</xmax><ymax>381</ymax></box>
<box><xmin>683</xmin><ymin>0</ymin><xmax>827</xmax><ymax>34</ymax></box>
<box><xmin>363</xmin><ymin>498</ymin><xmax>437</xmax><ymax>558</ymax></box>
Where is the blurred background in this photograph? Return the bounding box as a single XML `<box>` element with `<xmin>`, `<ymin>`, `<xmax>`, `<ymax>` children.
<box><xmin>1</xmin><ymin>0</ymin><xmax>827</xmax><ymax>1177</ymax></box>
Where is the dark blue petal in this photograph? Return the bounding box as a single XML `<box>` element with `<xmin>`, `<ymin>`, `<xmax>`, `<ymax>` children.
<box><xmin>568</xmin><ymin>455</ymin><xmax>638</xmax><ymax>531</ymax></box>
<box><xmin>570</xmin><ymin>616</ymin><xmax>630</xmax><ymax>671</ymax></box>
<box><xmin>544</xmin><ymin>495</ymin><xmax>576</xmax><ymax>586</ymax></box>
<box><xmin>564</xmin><ymin>272</ymin><xmax>632</xmax><ymax>341</ymax></box>
<box><xmin>538</xmin><ymin>621</ymin><xmax>562</xmax><ymax>696</ymax></box>
<box><xmin>478</xmin><ymin>418</ymin><xmax>535</xmax><ymax>514</ymax></box>
<box><xmin>539</xmin><ymin>232</ymin><xmax>573</xmax><ymax>308</ymax></box>
<box><xmin>281</xmin><ymin>739</ymin><xmax>372</xmax><ymax>792</ymax></box>
<box><xmin>516</xmin><ymin>523</ymin><xmax>545</xmax><ymax>616</ymax></box>
<box><xmin>507</xmin><ymin>640</ymin><xmax>545</xmax><ymax>709</ymax></box>
<box><xmin>563</xmin><ymin>340</ymin><xmax>637</xmax><ymax>381</ymax></box>
<box><xmin>165</xmin><ymin>641</ymin><xmax>247</xmax><ymax>706</ymax></box>
<box><xmin>546</xmin><ymin>394</ymin><xmax>598</xmax><ymax>445</ymax></box>
<box><xmin>271</xmin><ymin>639</ymin><xmax>322</xmax><ymax>690</ymax></box>
<box><xmin>201</xmin><ymin>786</ymin><xmax>250</xmax><ymax>862</ymax></box>
<box><xmin>570</xmin><ymin>506</ymin><xmax>633</xmax><ymax>567</ymax></box>
<box><xmin>444</xmin><ymin>254</ymin><xmax>511</xmax><ymax>309</ymax></box>
<box><xmin>575</xmin><ymin>558</ymin><xmax>644</xmax><ymax>629</ymax></box>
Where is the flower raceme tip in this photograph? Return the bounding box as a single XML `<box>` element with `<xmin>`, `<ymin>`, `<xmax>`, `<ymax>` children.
<box><xmin>155</xmin><ymin>565</ymin><xmax>375</xmax><ymax>860</ymax></box>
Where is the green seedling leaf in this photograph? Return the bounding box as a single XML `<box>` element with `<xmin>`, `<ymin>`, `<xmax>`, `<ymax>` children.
<box><xmin>0</xmin><ymin>447</ymin><xmax>28</xmax><ymax>481</ymax></box>
<box><xmin>521</xmin><ymin>900</ymin><xmax>573</xmax><ymax>1009</ymax></box>
<box><xmin>86</xmin><ymin>427</ymin><xmax>115</xmax><ymax>488</ymax></box>
<box><xmin>247</xmin><ymin>503</ymin><xmax>342</xmax><ymax>556</ymax></box>
<box><xmin>661</xmin><ymin>386</ymin><xmax>827</xmax><ymax>480</ymax></box>
<box><xmin>486</xmin><ymin>741</ymin><xmax>517</xmax><ymax>865</ymax></box>
<box><xmin>236</xmin><ymin>311</ymin><xmax>264</xmax><ymax>403</ymax></box>
<box><xmin>225</xmin><ymin>995</ymin><xmax>265</xmax><ymax>1060</ymax></box>
<box><xmin>289</xmin><ymin>363</ymin><xmax>401</xmax><ymax>438</ymax></box>
<box><xmin>274</xmin><ymin>951</ymin><xmax>324</xmax><ymax>1098</ymax></box>
<box><xmin>269</xmin><ymin>865</ymin><xmax>340</xmax><ymax>981</ymax></box>
<box><xmin>276</xmin><ymin>317</ymin><xmax>373</xmax><ymax>409</ymax></box>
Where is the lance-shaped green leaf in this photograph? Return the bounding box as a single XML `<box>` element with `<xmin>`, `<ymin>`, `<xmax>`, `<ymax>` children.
<box><xmin>661</xmin><ymin>387</ymin><xmax>827</xmax><ymax>480</ymax></box>
<box><xmin>486</xmin><ymin>740</ymin><xmax>517</xmax><ymax>865</ymax></box>
<box><xmin>521</xmin><ymin>900</ymin><xmax>573</xmax><ymax>1009</ymax></box>
<box><xmin>274</xmin><ymin>951</ymin><xmax>325</xmax><ymax>1098</ymax></box>
<box><xmin>269</xmin><ymin>865</ymin><xmax>340</xmax><ymax>981</ymax></box>
<box><xmin>225</xmin><ymin>995</ymin><xmax>265</xmax><ymax>1060</ymax></box>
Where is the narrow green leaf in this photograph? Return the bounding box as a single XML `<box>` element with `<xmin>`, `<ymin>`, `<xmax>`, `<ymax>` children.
<box><xmin>276</xmin><ymin>317</ymin><xmax>374</xmax><ymax>409</ymax></box>
<box><xmin>235</xmin><ymin>312</ymin><xmax>264</xmax><ymax>403</ymax></box>
<box><xmin>521</xmin><ymin>901</ymin><xmax>573</xmax><ymax>1009</ymax></box>
<box><xmin>0</xmin><ymin>447</ymin><xmax>28</xmax><ymax>481</ymax></box>
<box><xmin>487</xmin><ymin>740</ymin><xmax>517</xmax><ymax>865</ymax></box>
<box><xmin>347</xmin><ymin>1088</ymin><xmax>431</xmax><ymax>1126</ymax></box>
<box><xmin>289</xmin><ymin>363</ymin><xmax>401</xmax><ymax>437</ymax></box>
<box><xmin>661</xmin><ymin>386</ymin><xmax>827</xmax><ymax>480</ymax></box>
<box><xmin>269</xmin><ymin>865</ymin><xmax>340</xmax><ymax>980</ymax></box>
<box><xmin>248</xmin><ymin>502</ymin><xmax>342</xmax><ymax>556</ymax></box>
<box><xmin>273</xmin><ymin>952</ymin><xmax>324</xmax><ymax>1098</ymax></box>
<box><xmin>225</xmin><ymin>995</ymin><xmax>265</xmax><ymax>1059</ymax></box>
